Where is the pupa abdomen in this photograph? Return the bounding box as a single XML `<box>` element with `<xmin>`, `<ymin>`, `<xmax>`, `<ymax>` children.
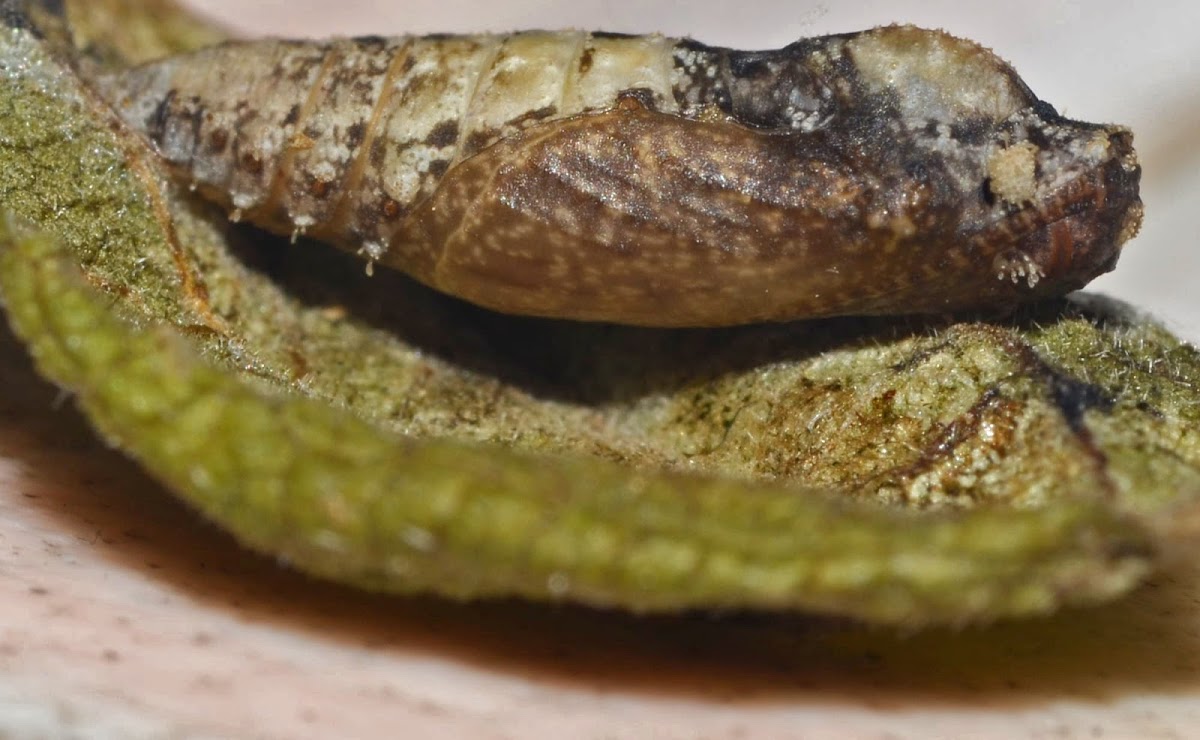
<box><xmin>99</xmin><ymin>26</ymin><xmax>1143</xmax><ymax>327</ymax></box>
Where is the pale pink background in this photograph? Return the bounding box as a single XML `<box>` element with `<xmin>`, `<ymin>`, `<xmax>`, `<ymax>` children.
<box><xmin>3</xmin><ymin>2</ymin><xmax>1199</xmax><ymax>738</ymax></box>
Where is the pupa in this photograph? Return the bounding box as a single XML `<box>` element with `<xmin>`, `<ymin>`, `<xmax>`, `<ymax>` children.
<box><xmin>97</xmin><ymin>25</ymin><xmax>1143</xmax><ymax>327</ymax></box>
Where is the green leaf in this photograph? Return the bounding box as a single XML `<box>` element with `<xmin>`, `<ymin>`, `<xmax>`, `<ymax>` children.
<box><xmin>0</xmin><ymin>0</ymin><xmax>1196</xmax><ymax>626</ymax></box>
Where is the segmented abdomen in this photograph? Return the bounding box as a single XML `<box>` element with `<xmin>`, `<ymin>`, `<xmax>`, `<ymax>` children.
<box><xmin>103</xmin><ymin>31</ymin><xmax>701</xmax><ymax>262</ymax></box>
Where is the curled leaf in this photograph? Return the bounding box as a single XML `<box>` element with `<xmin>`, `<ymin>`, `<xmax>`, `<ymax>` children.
<box><xmin>0</xmin><ymin>217</ymin><xmax>1166</xmax><ymax>623</ymax></box>
<box><xmin>0</xmin><ymin>0</ymin><xmax>1197</xmax><ymax>626</ymax></box>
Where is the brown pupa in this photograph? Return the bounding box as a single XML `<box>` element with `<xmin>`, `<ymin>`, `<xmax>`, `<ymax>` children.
<box><xmin>97</xmin><ymin>25</ymin><xmax>1143</xmax><ymax>327</ymax></box>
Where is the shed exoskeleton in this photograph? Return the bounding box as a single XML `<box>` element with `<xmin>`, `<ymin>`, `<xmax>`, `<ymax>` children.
<box><xmin>98</xmin><ymin>25</ymin><xmax>1142</xmax><ymax>326</ymax></box>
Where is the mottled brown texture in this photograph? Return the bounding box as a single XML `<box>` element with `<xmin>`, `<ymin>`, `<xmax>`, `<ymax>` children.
<box><xmin>398</xmin><ymin>106</ymin><xmax>1140</xmax><ymax>325</ymax></box>
<box><xmin>97</xmin><ymin>26</ymin><xmax>1143</xmax><ymax>326</ymax></box>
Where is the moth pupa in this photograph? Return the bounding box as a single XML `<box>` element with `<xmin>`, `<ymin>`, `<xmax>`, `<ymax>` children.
<box><xmin>97</xmin><ymin>25</ymin><xmax>1143</xmax><ymax>327</ymax></box>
